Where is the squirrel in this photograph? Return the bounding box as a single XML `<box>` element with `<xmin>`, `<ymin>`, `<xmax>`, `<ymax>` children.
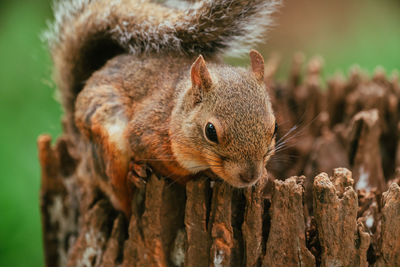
<box><xmin>45</xmin><ymin>0</ymin><xmax>280</xmax><ymax>216</ymax></box>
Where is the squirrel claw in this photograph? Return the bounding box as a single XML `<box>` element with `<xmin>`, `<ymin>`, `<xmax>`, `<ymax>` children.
<box><xmin>132</xmin><ymin>162</ymin><xmax>148</xmax><ymax>178</ymax></box>
<box><xmin>128</xmin><ymin>170</ymin><xmax>146</xmax><ymax>190</ymax></box>
<box><xmin>128</xmin><ymin>161</ymin><xmax>150</xmax><ymax>189</ymax></box>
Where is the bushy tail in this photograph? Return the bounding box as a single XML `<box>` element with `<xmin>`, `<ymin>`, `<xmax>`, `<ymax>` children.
<box><xmin>44</xmin><ymin>0</ymin><xmax>280</xmax><ymax>128</ymax></box>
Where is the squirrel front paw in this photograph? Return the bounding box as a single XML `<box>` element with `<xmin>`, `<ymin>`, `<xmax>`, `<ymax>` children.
<box><xmin>128</xmin><ymin>160</ymin><xmax>150</xmax><ymax>190</ymax></box>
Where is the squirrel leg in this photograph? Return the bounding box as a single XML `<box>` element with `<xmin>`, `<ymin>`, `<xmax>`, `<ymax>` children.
<box><xmin>75</xmin><ymin>85</ymin><xmax>134</xmax><ymax>217</ymax></box>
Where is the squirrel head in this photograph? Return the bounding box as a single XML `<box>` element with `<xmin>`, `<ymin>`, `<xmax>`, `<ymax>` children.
<box><xmin>171</xmin><ymin>50</ymin><xmax>276</xmax><ymax>188</ymax></box>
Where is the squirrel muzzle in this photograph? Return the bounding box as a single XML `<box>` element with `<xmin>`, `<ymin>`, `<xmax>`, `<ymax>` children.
<box><xmin>210</xmin><ymin>159</ymin><xmax>266</xmax><ymax>188</ymax></box>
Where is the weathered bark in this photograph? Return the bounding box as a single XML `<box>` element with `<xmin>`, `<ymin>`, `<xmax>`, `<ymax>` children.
<box><xmin>263</xmin><ymin>176</ymin><xmax>315</xmax><ymax>266</ymax></box>
<box><xmin>313</xmin><ymin>169</ymin><xmax>370</xmax><ymax>267</ymax></box>
<box><xmin>348</xmin><ymin>109</ymin><xmax>386</xmax><ymax>192</ymax></box>
<box><xmin>208</xmin><ymin>181</ymin><xmax>234</xmax><ymax>266</ymax></box>
<box><xmin>38</xmin><ymin>135</ymin><xmax>80</xmax><ymax>267</ymax></box>
<box><xmin>376</xmin><ymin>182</ymin><xmax>400</xmax><ymax>266</ymax></box>
<box><xmin>40</xmin><ymin>57</ymin><xmax>400</xmax><ymax>266</ymax></box>
<box><xmin>242</xmin><ymin>179</ymin><xmax>266</xmax><ymax>267</ymax></box>
<box><xmin>184</xmin><ymin>179</ymin><xmax>210</xmax><ymax>267</ymax></box>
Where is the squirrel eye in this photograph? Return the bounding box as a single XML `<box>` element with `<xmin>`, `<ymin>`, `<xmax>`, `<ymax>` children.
<box><xmin>273</xmin><ymin>122</ymin><xmax>278</xmax><ymax>137</ymax></box>
<box><xmin>205</xmin><ymin>122</ymin><xmax>218</xmax><ymax>143</ymax></box>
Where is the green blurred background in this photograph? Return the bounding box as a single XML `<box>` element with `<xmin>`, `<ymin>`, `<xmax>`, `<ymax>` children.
<box><xmin>0</xmin><ymin>0</ymin><xmax>398</xmax><ymax>266</ymax></box>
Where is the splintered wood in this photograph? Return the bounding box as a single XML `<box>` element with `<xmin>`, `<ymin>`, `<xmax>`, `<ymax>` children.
<box><xmin>39</xmin><ymin>57</ymin><xmax>400</xmax><ymax>266</ymax></box>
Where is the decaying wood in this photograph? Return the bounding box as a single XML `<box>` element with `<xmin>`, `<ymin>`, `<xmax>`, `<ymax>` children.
<box><xmin>39</xmin><ymin>57</ymin><xmax>400</xmax><ymax>266</ymax></box>
<box><xmin>38</xmin><ymin>135</ymin><xmax>80</xmax><ymax>267</ymax></box>
<box><xmin>242</xmin><ymin>179</ymin><xmax>265</xmax><ymax>267</ymax></box>
<box><xmin>184</xmin><ymin>179</ymin><xmax>210</xmax><ymax>267</ymax></box>
<box><xmin>313</xmin><ymin>169</ymin><xmax>370</xmax><ymax>267</ymax></box>
<box><xmin>263</xmin><ymin>176</ymin><xmax>315</xmax><ymax>266</ymax></box>
<box><xmin>376</xmin><ymin>182</ymin><xmax>400</xmax><ymax>266</ymax></box>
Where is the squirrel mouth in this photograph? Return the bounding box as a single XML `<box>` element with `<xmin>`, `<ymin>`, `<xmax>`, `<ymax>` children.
<box><xmin>209</xmin><ymin>166</ymin><xmax>258</xmax><ymax>188</ymax></box>
<box><xmin>239</xmin><ymin>176</ymin><xmax>256</xmax><ymax>184</ymax></box>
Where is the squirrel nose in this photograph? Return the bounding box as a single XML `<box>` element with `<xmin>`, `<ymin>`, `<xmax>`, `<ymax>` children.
<box><xmin>238</xmin><ymin>162</ymin><xmax>262</xmax><ymax>183</ymax></box>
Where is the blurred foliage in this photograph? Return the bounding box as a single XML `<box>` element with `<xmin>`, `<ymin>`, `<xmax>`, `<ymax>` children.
<box><xmin>268</xmin><ymin>0</ymin><xmax>400</xmax><ymax>78</ymax></box>
<box><xmin>0</xmin><ymin>0</ymin><xmax>398</xmax><ymax>266</ymax></box>
<box><xmin>0</xmin><ymin>1</ymin><xmax>59</xmax><ymax>266</ymax></box>
<box><xmin>228</xmin><ymin>0</ymin><xmax>400</xmax><ymax>79</ymax></box>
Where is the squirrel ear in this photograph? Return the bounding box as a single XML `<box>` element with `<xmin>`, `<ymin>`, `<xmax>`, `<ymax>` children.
<box><xmin>250</xmin><ymin>50</ymin><xmax>265</xmax><ymax>83</ymax></box>
<box><xmin>191</xmin><ymin>55</ymin><xmax>213</xmax><ymax>93</ymax></box>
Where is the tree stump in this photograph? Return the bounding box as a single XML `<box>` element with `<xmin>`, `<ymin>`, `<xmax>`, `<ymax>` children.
<box><xmin>39</xmin><ymin>56</ymin><xmax>400</xmax><ymax>266</ymax></box>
